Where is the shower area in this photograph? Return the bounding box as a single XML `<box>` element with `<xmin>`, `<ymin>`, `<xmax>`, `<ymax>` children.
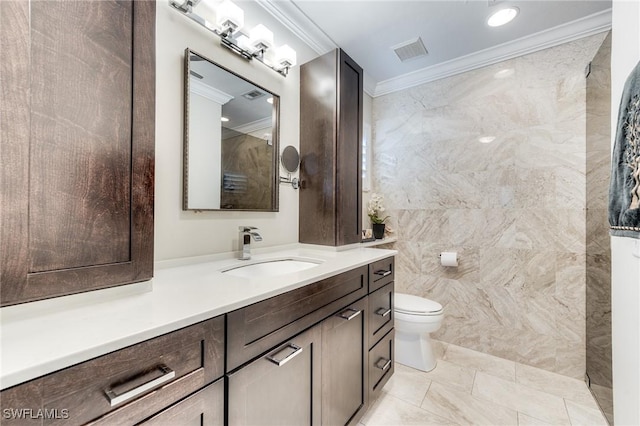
<box><xmin>585</xmin><ymin>32</ymin><xmax>613</xmax><ymax>424</ymax></box>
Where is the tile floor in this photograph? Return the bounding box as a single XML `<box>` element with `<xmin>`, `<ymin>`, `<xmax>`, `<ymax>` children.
<box><xmin>360</xmin><ymin>341</ymin><xmax>609</xmax><ymax>426</ymax></box>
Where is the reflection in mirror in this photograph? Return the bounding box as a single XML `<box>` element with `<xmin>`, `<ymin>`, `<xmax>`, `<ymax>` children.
<box><xmin>184</xmin><ymin>48</ymin><xmax>279</xmax><ymax>211</ymax></box>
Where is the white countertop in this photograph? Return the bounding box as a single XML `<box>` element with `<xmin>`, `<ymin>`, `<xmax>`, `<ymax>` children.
<box><xmin>0</xmin><ymin>245</ymin><xmax>396</xmax><ymax>390</ymax></box>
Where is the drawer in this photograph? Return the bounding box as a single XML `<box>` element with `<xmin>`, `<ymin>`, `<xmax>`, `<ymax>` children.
<box><xmin>368</xmin><ymin>329</ymin><xmax>394</xmax><ymax>402</ymax></box>
<box><xmin>0</xmin><ymin>316</ymin><xmax>224</xmax><ymax>426</ymax></box>
<box><xmin>139</xmin><ymin>379</ymin><xmax>224</xmax><ymax>426</ymax></box>
<box><xmin>368</xmin><ymin>257</ymin><xmax>394</xmax><ymax>292</ymax></box>
<box><xmin>368</xmin><ymin>282</ymin><xmax>394</xmax><ymax>349</ymax></box>
<box><xmin>227</xmin><ymin>266</ymin><xmax>368</xmax><ymax>371</ymax></box>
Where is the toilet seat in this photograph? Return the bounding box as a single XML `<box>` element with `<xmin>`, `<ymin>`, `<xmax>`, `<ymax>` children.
<box><xmin>395</xmin><ymin>293</ymin><xmax>443</xmax><ymax>316</ymax></box>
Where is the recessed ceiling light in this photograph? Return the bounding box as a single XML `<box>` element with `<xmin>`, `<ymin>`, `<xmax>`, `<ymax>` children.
<box><xmin>478</xmin><ymin>136</ymin><xmax>496</xmax><ymax>144</ymax></box>
<box><xmin>266</xmin><ymin>97</ymin><xmax>273</xmax><ymax>104</ymax></box>
<box><xmin>221</xmin><ymin>117</ymin><xmax>229</xmax><ymax>122</ymax></box>
<box><xmin>487</xmin><ymin>7</ymin><xmax>519</xmax><ymax>27</ymax></box>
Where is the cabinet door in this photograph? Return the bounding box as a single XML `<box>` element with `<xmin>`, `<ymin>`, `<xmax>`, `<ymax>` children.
<box><xmin>228</xmin><ymin>325</ymin><xmax>321</xmax><ymax>426</ymax></box>
<box><xmin>0</xmin><ymin>0</ymin><xmax>155</xmax><ymax>306</ymax></box>
<box><xmin>321</xmin><ymin>297</ymin><xmax>368</xmax><ymax>426</ymax></box>
<box><xmin>139</xmin><ymin>379</ymin><xmax>224</xmax><ymax>426</ymax></box>
<box><xmin>336</xmin><ymin>50</ymin><xmax>363</xmax><ymax>246</ymax></box>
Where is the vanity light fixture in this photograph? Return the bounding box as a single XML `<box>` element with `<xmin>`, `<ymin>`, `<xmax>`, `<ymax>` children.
<box><xmin>487</xmin><ymin>7</ymin><xmax>519</xmax><ymax>27</ymax></box>
<box><xmin>169</xmin><ymin>0</ymin><xmax>296</xmax><ymax>77</ymax></box>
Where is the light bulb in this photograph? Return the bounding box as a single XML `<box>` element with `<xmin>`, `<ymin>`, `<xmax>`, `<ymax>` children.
<box><xmin>487</xmin><ymin>7</ymin><xmax>519</xmax><ymax>27</ymax></box>
<box><xmin>216</xmin><ymin>0</ymin><xmax>244</xmax><ymax>33</ymax></box>
<box><xmin>275</xmin><ymin>44</ymin><xmax>297</xmax><ymax>68</ymax></box>
<box><xmin>250</xmin><ymin>24</ymin><xmax>274</xmax><ymax>51</ymax></box>
<box><xmin>195</xmin><ymin>0</ymin><xmax>216</xmax><ymax>28</ymax></box>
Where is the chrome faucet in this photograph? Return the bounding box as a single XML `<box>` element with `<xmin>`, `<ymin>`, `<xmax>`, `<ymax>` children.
<box><xmin>239</xmin><ymin>226</ymin><xmax>262</xmax><ymax>260</ymax></box>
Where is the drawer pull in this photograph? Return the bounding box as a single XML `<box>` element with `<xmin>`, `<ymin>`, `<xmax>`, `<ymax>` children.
<box><xmin>374</xmin><ymin>269</ymin><xmax>392</xmax><ymax>278</ymax></box>
<box><xmin>376</xmin><ymin>307</ymin><xmax>392</xmax><ymax>317</ymax></box>
<box><xmin>338</xmin><ymin>308</ymin><xmax>362</xmax><ymax>321</ymax></box>
<box><xmin>375</xmin><ymin>358</ymin><xmax>392</xmax><ymax>371</ymax></box>
<box><xmin>105</xmin><ymin>364</ymin><xmax>175</xmax><ymax>407</ymax></box>
<box><xmin>267</xmin><ymin>343</ymin><xmax>303</xmax><ymax>366</ymax></box>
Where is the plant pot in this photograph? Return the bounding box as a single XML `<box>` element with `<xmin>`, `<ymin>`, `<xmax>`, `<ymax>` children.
<box><xmin>372</xmin><ymin>223</ymin><xmax>385</xmax><ymax>239</ymax></box>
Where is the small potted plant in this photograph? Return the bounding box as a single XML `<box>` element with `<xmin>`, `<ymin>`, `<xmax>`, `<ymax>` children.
<box><xmin>367</xmin><ymin>193</ymin><xmax>390</xmax><ymax>239</ymax></box>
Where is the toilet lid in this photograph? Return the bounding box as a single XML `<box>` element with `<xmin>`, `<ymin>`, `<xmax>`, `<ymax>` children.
<box><xmin>395</xmin><ymin>293</ymin><xmax>443</xmax><ymax>315</ymax></box>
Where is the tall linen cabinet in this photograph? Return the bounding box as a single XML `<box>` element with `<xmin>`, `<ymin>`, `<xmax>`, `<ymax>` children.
<box><xmin>299</xmin><ymin>49</ymin><xmax>363</xmax><ymax>246</ymax></box>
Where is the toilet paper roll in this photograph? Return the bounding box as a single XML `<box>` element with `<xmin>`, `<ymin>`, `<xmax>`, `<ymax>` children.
<box><xmin>440</xmin><ymin>251</ymin><xmax>458</xmax><ymax>267</ymax></box>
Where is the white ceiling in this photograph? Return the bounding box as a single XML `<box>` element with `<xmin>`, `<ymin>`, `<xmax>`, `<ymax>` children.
<box><xmin>255</xmin><ymin>0</ymin><xmax>612</xmax><ymax>96</ymax></box>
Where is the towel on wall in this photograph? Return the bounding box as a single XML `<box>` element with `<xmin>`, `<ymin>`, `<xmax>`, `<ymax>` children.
<box><xmin>609</xmin><ymin>59</ymin><xmax>640</xmax><ymax>238</ymax></box>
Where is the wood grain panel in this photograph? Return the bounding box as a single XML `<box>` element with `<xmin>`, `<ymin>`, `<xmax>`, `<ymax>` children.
<box><xmin>299</xmin><ymin>49</ymin><xmax>363</xmax><ymax>247</ymax></box>
<box><xmin>140</xmin><ymin>379</ymin><xmax>224</xmax><ymax>426</ymax></box>
<box><xmin>368</xmin><ymin>282</ymin><xmax>394</xmax><ymax>349</ymax></box>
<box><xmin>299</xmin><ymin>50</ymin><xmax>338</xmax><ymax>246</ymax></box>
<box><xmin>0</xmin><ymin>317</ymin><xmax>223</xmax><ymax>426</ymax></box>
<box><xmin>336</xmin><ymin>50</ymin><xmax>363</xmax><ymax>246</ymax></box>
<box><xmin>369</xmin><ymin>256</ymin><xmax>394</xmax><ymax>292</ymax></box>
<box><xmin>321</xmin><ymin>297</ymin><xmax>369</xmax><ymax>426</ymax></box>
<box><xmin>368</xmin><ymin>329</ymin><xmax>395</xmax><ymax>403</ymax></box>
<box><xmin>0</xmin><ymin>0</ymin><xmax>155</xmax><ymax>306</ymax></box>
<box><xmin>227</xmin><ymin>266</ymin><xmax>368</xmax><ymax>371</ymax></box>
<box><xmin>0</xmin><ymin>379</ymin><xmax>43</xmax><ymax>426</ymax></box>
<box><xmin>0</xmin><ymin>0</ymin><xmax>32</xmax><ymax>305</ymax></box>
<box><xmin>228</xmin><ymin>325</ymin><xmax>322</xmax><ymax>426</ymax></box>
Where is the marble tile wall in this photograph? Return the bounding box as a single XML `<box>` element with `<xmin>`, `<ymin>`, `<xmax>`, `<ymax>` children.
<box><xmin>585</xmin><ymin>32</ymin><xmax>613</xmax><ymax>422</ymax></box>
<box><xmin>372</xmin><ymin>33</ymin><xmax>608</xmax><ymax>378</ymax></box>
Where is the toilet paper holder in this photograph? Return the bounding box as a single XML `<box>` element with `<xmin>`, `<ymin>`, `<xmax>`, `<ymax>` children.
<box><xmin>439</xmin><ymin>251</ymin><xmax>458</xmax><ymax>267</ymax></box>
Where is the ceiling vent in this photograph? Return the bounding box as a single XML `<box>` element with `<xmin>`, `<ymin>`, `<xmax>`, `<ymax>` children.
<box><xmin>242</xmin><ymin>89</ymin><xmax>265</xmax><ymax>100</ymax></box>
<box><xmin>391</xmin><ymin>37</ymin><xmax>428</xmax><ymax>62</ymax></box>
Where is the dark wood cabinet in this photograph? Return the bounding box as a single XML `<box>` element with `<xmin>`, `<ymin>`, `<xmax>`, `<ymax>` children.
<box><xmin>139</xmin><ymin>379</ymin><xmax>224</xmax><ymax>426</ymax></box>
<box><xmin>0</xmin><ymin>258</ymin><xmax>394</xmax><ymax>425</ymax></box>
<box><xmin>0</xmin><ymin>0</ymin><xmax>155</xmax><ymax>306</ymax></box>
<box><xmin>368</xmin><ymin>282</ymin><xmax>394</xmax><ymax>349</ymax></box>
<box><xmin>321</xmin><ymin>297</ymin><xmax>368</xmax><ymax>426</ymax></box>
<box><xmin>227</xmin><ymin>325</ymin><xmax>322</xmax><ymax>426</ymax></box>
<box><xmin>368</xmin><ymin>329</ymin><xmax>395</xmax><ymax>402</ymax></box>
<box><xmin>0</xmin><ymin>317</ymin><xmax>224</xmax><ymax>426</ymax></box>
<box><xmin>299</xmin><ymin>49</ymin><xmax>363</xmax><ymax>246</ymax></box>
<box><xmin>226</xmin><ymin>266</ymin><xmax>368</xmax><ymax>372</ymax></box>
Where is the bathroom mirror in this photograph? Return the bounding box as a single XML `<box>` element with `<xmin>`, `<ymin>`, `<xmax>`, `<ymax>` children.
<box><xmin>183</xmin><ymin>48</ymin><xmax>280</xmax><ymax>211</ymax></box>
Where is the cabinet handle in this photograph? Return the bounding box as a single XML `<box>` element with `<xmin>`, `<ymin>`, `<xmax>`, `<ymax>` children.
<box><xmin>338</xmin><ymin>308</ymin><xmax>361</xmax><ymax>321</ymax></box>
<box><xmin>376</xmin><ymin>307</ymin><xmax>392</xmax><ymax>317</ymax></box>
<box><xmin>375</xmin><ymin>358</ymin><xmax>392</xmax><ymax>371</ymax></box>
<box><xmin>374</xmin><ymin>269</ymin><xmax>392</xmax><ymax>277</ymax></box>
<box><xmin>105</xmin><ymin>364</ymin><xmax>175</xmax><ymax>407</ymax></box>
<box><xmin>266</xmin><ymin>343</ymin><xmax>303</xmax><ymax>366</ymax></box>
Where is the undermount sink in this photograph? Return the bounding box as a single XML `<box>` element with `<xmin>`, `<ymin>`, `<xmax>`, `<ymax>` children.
<box><xmin>221</xmin><ymin>257</ymin><xmax>323</xmax><ymax>278</ymax></box>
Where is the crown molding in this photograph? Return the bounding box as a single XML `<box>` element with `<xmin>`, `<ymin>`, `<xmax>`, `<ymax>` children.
<box><xmin>190</xmin><ymin>78</ymin><xmax>235</xmax><ymax>104</ymax></box>
<box><xmin>254</xmin><ymin>0</ymin><xmax>337</xmax><ymax>55</ymax></box>
<box><xmin>230</xmin><ymin>117</ymin><xmax>272</xmax><ymax>134</ymax></box>
<box><xmin>373</xmin><ymin>9</ymin><xmax>612</xmax><ymax>97</ymax></box>
<box><xmin>363</xmin><ymin>72</ymin><xmax>376</xmax><ymax>97</ymax></box>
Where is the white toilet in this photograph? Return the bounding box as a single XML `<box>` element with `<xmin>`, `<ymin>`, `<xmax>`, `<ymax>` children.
<box><xmin>394</xmin><ymin>292</ymin><xmax>444</xmax><ymax>372</ymax></box>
